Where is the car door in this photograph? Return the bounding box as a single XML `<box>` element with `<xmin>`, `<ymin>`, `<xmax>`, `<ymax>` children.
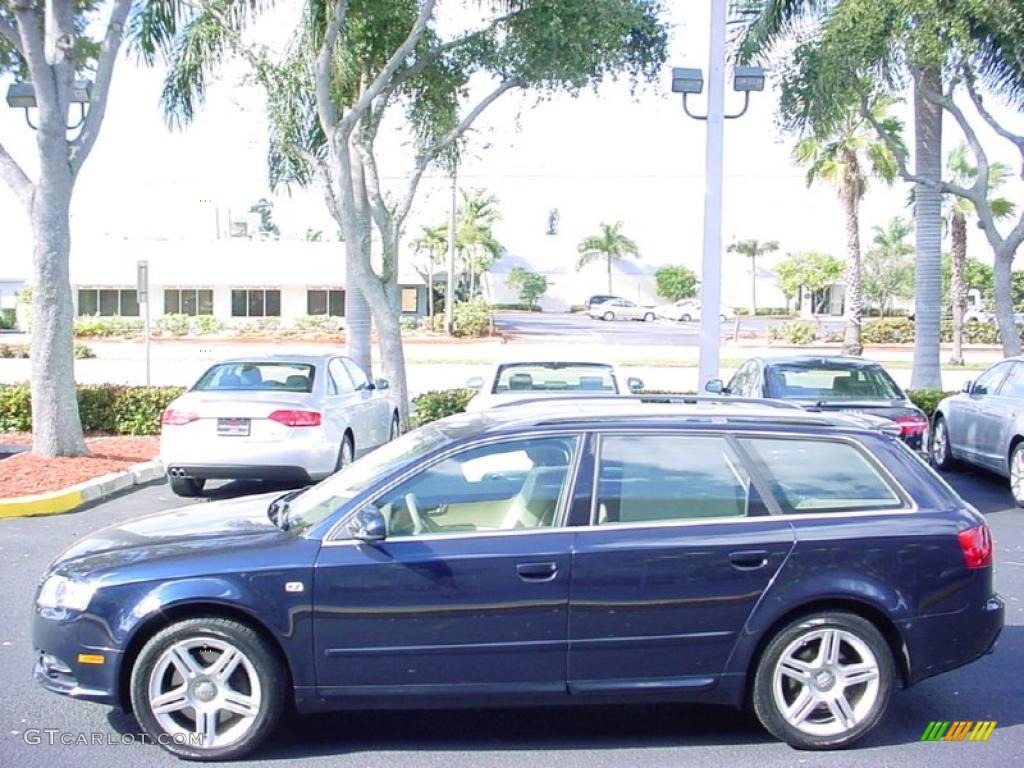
<box><xmin>983</xmin><ymin>362</ymin><xmax>1024</xmax><ymax>475</ymax></box>
<box><xmin>341</xmin><ymin>356</ymin><xmax>390</xmax><ymax>448</ymax></box>
<box><xmin>313</xmin><ymin>433</ymin><xmax>582</xmax><ymax>701</ymax></box>
<box><xmin>567</xmin><ymin>431</ymin><xmax>795</xmax><ymax>693</ymax></box>
<box><xmin>950</xmin><ymin>361</ymin><xmax>1011</xmax><ymax>468</ymax></box>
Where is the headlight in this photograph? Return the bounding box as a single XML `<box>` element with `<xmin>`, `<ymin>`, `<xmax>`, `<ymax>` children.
<box><xmin>37</xmin><ymin>575</ymin><xmax>95</xmax><ymax>611</ymax></box>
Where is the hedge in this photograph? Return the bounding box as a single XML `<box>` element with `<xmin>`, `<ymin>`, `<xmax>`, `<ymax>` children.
<box><xmin>862</xmin><ymin>317</ymin><xmax>1015</xmax><ymax>345</ymax></box>
<box><xmin>906</xmin><ymin>389</ymin><xmax>957</xmax><ymax>420</ymax></box>
<box><xmin>0</xmin><ymin>343</ymin><xmax>95</xmax><ymax>359</ymax></box>
<box><xmin>766</xmin><ymin>320</ymin><xmax>817</xmax><ymax>344</ymax></box>
<box><xmin>410</xmin><ymin>389</ymin><xmax>476</xmax><ymax>428</ymax></box>
<box><xmin>0</xmin><ymin>384</ymin><xmax>185</xmax><ymax>434</ymax></box>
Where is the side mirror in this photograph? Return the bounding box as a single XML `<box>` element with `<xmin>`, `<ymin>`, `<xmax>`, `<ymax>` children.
<box><xmin>350</xmin><ymin>505</ymin><xmax>387</xmax><ymax>542</ymax></box>
<box><xmin>704</xmin><ymin>378</ymin><xmax>724</xmax><ymax>394</ymax></box>
<box><xmin>627</xmin><ymin>377</ymin><xmax>644</xmax><ymax>392</ymax></box>
<box><xmin>374</xmin><ymin>378</ymin><xmax>390</xmax><ymax>391</ymax></box>
<box><xmin>466</xmin><ymin>376</ymin><xmax>484</xmax><ymax>390</ymax></box>
<box><xmin>961</xmin><ymin>380</ymin><xmax>974</xmax><ymax>394</ymax></box>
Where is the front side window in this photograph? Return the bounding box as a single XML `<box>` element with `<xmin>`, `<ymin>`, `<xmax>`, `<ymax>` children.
<box><xmin>595</xmin><ymin>433</ymin><xmax>751</xmax><ymax>525</ymax></box>
<box><xmin>328</xmin><ymin>358</ymin><xmax>354</xmax><ymax>395</ymax></box>
<box><xmin>341</xmin><ymin>357</ymin><xmax>370</xmax><ymax>390</ymax></box>
<box><xmin>973</xmin><ymin>362</ymin><xmax>1012</xmax><ymax>395</ymax></box>
<box><xmin>740</xmin><ymin>437</ymin><xmax>903</xmax><ymax>514</ymax></box>
<box><xmin>373</xmin><ymin>436</ymin><xmax>579</xmax><ymax>537</ymax></box>
<box><xmin>998</xmin><ymin>363</ymin><xmax>1024</xmax><ymax>399</ymax></box>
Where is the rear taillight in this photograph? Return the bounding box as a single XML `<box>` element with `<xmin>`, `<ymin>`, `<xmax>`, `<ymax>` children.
<box><xmin>958</xmin><ymin>524</ymin><xmax>993</xmax><ymax>569</ymax></box>
<box><xmin>893</xmin><ymin>414</ymin><xmax>929</xmax><ymax>437</ymax></box>
<box><xmin>269</xmin><ymin>410</ymin><xmax>321</xmax><ymax>427</ymax></box>
<box><xmin>161</xmin><ymin>409</ymin><xmax>199</xmax><ymax>426</ymax></box>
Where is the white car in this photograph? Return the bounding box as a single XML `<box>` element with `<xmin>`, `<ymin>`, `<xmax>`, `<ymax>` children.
<box><xmin>588</xmin><ymin>298</ymin><xmax>657</xmax><ymax>322</ymax></box>
<box><xmin>160</xmin><ymin>354</ymin><xmax>399</xmax><ymax>496</ymax></box>
<box><xmin>465</xmin><ymin>361</ymin><xmax>644</xmax><ymax>411</ymax></box>
<box><xmin>656</xmin><ymin>299</ymin><xmax>732</xmax><ymax>323</ymax></box>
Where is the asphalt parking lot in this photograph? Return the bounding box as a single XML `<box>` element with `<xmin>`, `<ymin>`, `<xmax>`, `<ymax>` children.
<box><xmin>0</xmin><ymin>469</ymin><xmax>1020</xmax><ymax>768</ymax></box>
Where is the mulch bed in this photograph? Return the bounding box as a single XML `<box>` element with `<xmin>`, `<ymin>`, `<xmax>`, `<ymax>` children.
<box><xmin>0</xmin><ymin>436</ymin><xmax>159</xmax><ymax>499</ymax></box>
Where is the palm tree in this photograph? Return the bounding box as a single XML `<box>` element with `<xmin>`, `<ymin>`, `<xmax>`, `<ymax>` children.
<box><xmin>457</xmin><ymin>190</ymin><xmax>504</xmax><ymax>300</ymax></box>
<box><xmin>411</xmin><ymin>224</ymin><xmax>450</xmax><ymax>326</ymax></box>
<box><xmin>727</xmin><ymin>239</ymin><xmax>779</xmax><ymax>317</ymax></box>
<box><xmin>793</xmin><ymin>96</ymin><xmax>900</xmax><ymax>355</ymax></box>
<box><xmin>944</xmin><ymin>143</ymin><xmax>1016</xmax><ymax>365</ymax></box>
<box><xmin>864</xmin><ymin>217</ymin><xmax>914</xmax><ymax>316</ymax></box>
<box><xmin>577</xmin><ymin>222</ymin><xmax>641</xmax><ymax>295</ymax></box>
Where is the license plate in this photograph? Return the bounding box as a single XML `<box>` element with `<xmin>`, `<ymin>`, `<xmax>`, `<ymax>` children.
<box><xmin>217</xmin><ymin>418</ymin><xmax>250</xmax><ymax>437</ymax></box>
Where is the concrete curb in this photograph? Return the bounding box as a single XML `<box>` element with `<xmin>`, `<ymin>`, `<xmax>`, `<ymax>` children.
<box><xmin>0</xmin><ymin>460</ymin><xmax>164</xmax><ymax>519</ymax></box>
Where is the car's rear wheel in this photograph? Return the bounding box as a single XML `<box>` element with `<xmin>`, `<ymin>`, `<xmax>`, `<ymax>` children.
<box><xmin>643</xmin><ymin>312</ymin><xmax>656</xmax><ymax>322</ymax></box>
<box><xmin>602</xmin><ymin>311</ymin><xmax>615</xmax><ymax>321</ymax></box>
<box><xmin>752</xmin><ymin>611</ymin><xmax>893</xmax><ymax>750</ymax></box>
<box><xmin>931</xmin><ymin>416</ymin><xmax>957</xmax><ymax>471</ymax></box>
<box><xmin>130</xmin><ymin>617</ymin><xmax>286</xmax><ymax>760</ymax></box>
<box><xmin>335</xmin><ymin>433</ymin><xmax>355</xmax><ymax>472</ymax></box>
<box><xmin>1009</xmin><ymin>442</ymin><xmax>1024</xmax><ymax>507</ymax></box>
<box><xmin>169</xmin><ymin>476</ymin><xmax>205</xmax><ymax>497</ymax></box>
<box><xmin>680</xmin><ymin>313</ymin><xmax>692</xmax><ymax>322</ymax></box>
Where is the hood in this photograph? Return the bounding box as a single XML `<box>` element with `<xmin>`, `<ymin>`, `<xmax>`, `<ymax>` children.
<box><xmin>49</xmin><ymin>491</ymin><xmax>286</xmax><ymax>572</ymax></box>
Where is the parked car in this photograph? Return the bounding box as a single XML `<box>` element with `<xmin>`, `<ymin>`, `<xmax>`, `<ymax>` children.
<box><xmin>932</xmin><ymin>357</ymin><xmax>1024</xmax><ymax>505</ymax></box>
<box><xmin>464</xmin><ymin>361</ymin><xmax>643</xmax><ymax>411</ymax></box>
<box><xmin>588</xmin><ymin>298</ymin><xmax>656</xmax><ymax>322</ymax></box>
<box><xmin>34</xmin><ymin>398</ymin><xmax>1001</xmax><ymax>759</ymax></box>
<box><xmin>585</xmin><ymin>294</ymin><xmax>622</xmax><ymax>309</ymax></box>
<box><xmin>655</xmin><ymin>298</ymin><xmax>733</xmax><ymax>323</ymax></box>
<box><xmin>712</xmin><ymin>355</ymin><xmax>929</xmax><ymax>452</ymax></box>
<box><xmin>160</xmin><ymin>354</ymin><xmax>399</xmax><ymax>496</ymax></box>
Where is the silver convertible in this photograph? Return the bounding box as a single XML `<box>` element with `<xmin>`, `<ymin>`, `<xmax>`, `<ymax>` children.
<box><xmin>932</xmin><ymin>357</ymin><xmax>1024</xmax><ymax>505</ymax></box>
<box><xmin>160</xmin><ymin>354</ymin><xmax>399</xmax><ymax>496</ymax></box>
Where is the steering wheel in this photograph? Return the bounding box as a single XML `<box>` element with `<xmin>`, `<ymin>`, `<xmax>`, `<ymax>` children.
<box><xmin>404</xmin><ymin>493</ymin><xmax>427</xmax><ymax>535</ymax></box>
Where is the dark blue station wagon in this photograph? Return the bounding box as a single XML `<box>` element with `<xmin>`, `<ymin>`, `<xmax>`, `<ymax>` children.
<box><xmin>33</xmin><ymin>400</ymin><xmax>1003</xmax><ymax>759</ymax></box>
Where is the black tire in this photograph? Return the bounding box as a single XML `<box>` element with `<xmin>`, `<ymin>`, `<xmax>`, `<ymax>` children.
<box><xmin>931</xmin><ymin>415</ymin><xmax>958</xmax><ymax>471</ymax></box>
<box><xmin>602</xmin><ymin>311</ymin><xmax>615</xmax><ymax>321</ymax></box>
<box><xmin>1010</xmin><ymin>442</ymin><xmax>1024</xmax><ymax>508</ymax></box>
<box><xmin>169</xmin><ymin>476</ymin><xmax>205</xmax><ymax>497</ymax></box>
<box><xmin>752</xmin><ymin>611</ymin><xmax>894</xmax><ymax>750</ymax></box>
<box><xmin>130</xmin><ymin>617</ymin><xmax>286</xmax><ymax>761</ymax></box>
<box><xmin>680</xmin><ymin>314</ymin><xmax>692</xmax><ymax>323</ymax></box>
<box><xmin>335</xmin><ymin>432</ymin><xmax>355</xmax><ymax>472</ymax></box>
<box><xmin>643</xmin><ymin>312</ymin><xmax>656</xmax><ymax>322</ymax></box>
<box><xmin>389</xmin><ymin>412</ymin><xmax>400</xmax><ymax>441</ymax></box>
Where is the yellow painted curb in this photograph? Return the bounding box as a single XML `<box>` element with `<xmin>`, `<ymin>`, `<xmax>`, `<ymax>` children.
<box><xmin>0</xmin><ymin>489</ymin><xmax>84</xmax><ymax>519</ymax></box>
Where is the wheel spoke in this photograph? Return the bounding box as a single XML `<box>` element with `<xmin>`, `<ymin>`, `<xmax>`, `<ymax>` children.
<box><xmin>827</xmin><ymin>693</ymin><xmax>857</xmax><ymax>730</ymax></box>
<box><xmin>220</xmin><ymin>688</ymin><xmax>260</xmax><ymax>718</ymax></box>
<box><xmin>150</xmin><ymin>684</ymin><xmax>189</xmax><ymax>715</ymax></box>
<box><xmin>195</xmin><ymin>708</ymin><xmax>218</xmax><ymax>746</ymax></box>
<box><xmin>170</xmin><ymin>646</ymin><xmax>202</xmax><ymax>678</ymax></box>
<box><xmin>841</xmin><ymin>662</ymin><xmax>879</xmax><ymax>687</ymax></box>
<box><xmin>786</xmin><ymin>688</ymin><xmax>819</xmax><ymax>726</ymax></box>
<box><xmin>817</xmin><ymin>630</ymin><xmax>841</xmax><ymax>666</ymax></box>
<box><xmin>779</xmin><ymin>657</ymin><xmax>813</xmax><ymax>683</ymax></box>
<box><xmin>208</xmin><ymin>648</ymin><xmax>241</xmax><ymax>682</ymax></box>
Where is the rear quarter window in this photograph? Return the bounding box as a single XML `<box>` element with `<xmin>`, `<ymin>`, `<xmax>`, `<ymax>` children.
<box><xmin>739</xmin><ymin>437</ymin><xmax>906</xmax><ymax>514</ymax></box>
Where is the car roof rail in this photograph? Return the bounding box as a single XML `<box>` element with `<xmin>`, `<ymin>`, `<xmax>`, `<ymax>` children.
<box><xmin>488</xmin><ymin>394</ymin><xmax>806</xmax><ymax>411</ymax></box>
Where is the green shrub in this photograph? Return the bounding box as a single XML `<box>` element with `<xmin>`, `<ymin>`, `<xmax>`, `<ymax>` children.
<box><xmin>736</xmin><ymin>307</ymin><xmax>792</xmax><ymax>316</ymax></box>
<box><xmin>410</xmin><ymin>389</ymin><xmax>476</xmax><ymax>428</ymax></box>
<box><xmin>767</xmin><ymin>320</ymin><xmax>817</xmax><ymax>344</ymax></box>
<box><xmin>74</xmin><ymin>315</ymin><xmax>144</xmax><ymax>338</ymax></box>
<box><xmin>452</xmin><ymin>300</ymin><xmax>491</xmax><ymax>337</ymax></box>
<box><xmin>399</xmin><ymin>316</ymin><xmax>422</xmax><ymax>331</ymax></box>
<box><xmin>490</xmin><ymin>303</ymin><xmax>542</xmax><ymax>312</ymax></box>
<box><xmin>908</xmin><ymin>389</ymin><xmax>957</xmax><ymax>420</ymax></box>
<box><xmin>192</xmin><ymin>314</ymin><xmax>226</xmax><ymax>335</ymax></box>
<box><xmin>234</xmin><ymin>317</ymin><xmax>282</xmax><ymax>335</ymax></box>
<box><xmin>862</xmin><ymin>318</ymin><xmax>915</xmax><ymax>344</ymax></box>
<box><xmin>0</xmin><ymin>308</ymin><xmax>14</xmax><ymax>329</ymax></box>
<box><xmin>0</xmin><ymin>384</ymin><xmax>185</xmax><ymax>435</ymax></box>
<box><xmin>0</xmin><ymin>343</ymin><xmax>94</xmax><ymax>359</ymax></box>
<box><xmin>156</xmin><ymin>313</ymin><xmax>191</xmax><ymax>337</ymax></box>
<box><xmin>293</xmin><ymin>315</ymin><xmax>343</xmax><ymax>332</ymax></box>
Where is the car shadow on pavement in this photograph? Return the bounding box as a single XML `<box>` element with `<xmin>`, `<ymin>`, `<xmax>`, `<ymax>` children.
<box><xmin>939</xmin><ymin>466</ymin><xmax>1015</xmax><ymax>514</ymax></box>
<box><xmin>196</xmin><ymin>478</ymin><xmax>310</xmax><ymax>501</ymax></box>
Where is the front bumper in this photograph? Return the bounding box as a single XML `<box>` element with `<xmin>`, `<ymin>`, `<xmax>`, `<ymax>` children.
<box><xmin>33</xmin><ymin>607</ymin><xmax>123</xmax><ymax>706</ymax></box>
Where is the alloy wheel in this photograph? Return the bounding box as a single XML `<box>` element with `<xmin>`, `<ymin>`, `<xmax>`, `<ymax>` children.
<box><xmin>932</xmin><ymin>420</ymin><xmax>949</xmax><ymax>465</ymax></box>
<box><xmin>147</xmin><ymin>637</ymin><xmax>262</xmax><ymax>750</ymax></box>
<box><xmin>771</xmin><ymin>628</ymin><xmax>881</xmax><ymax>738</ymax></box>
<box><xmin>1011</xmin><ymin>445</ymin><xmax>1024</xmax><ymax>504</ymax></box>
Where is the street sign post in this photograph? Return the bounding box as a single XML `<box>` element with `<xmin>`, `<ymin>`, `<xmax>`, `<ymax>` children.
<box><xmin>137</xmin><ymin>260</ymin><xmax>150</xmax><ymax>385</ymax></box>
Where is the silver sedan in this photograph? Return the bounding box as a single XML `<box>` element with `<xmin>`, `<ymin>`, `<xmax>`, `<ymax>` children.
<box><xmin>932</xmin><ymin>356</ymin><xmax>1024</xmax><ymax>505</ymax></box>
<box><xmin>160</xmin><ymin>354</ymin><xmax>399</xmax><ymax>496</ymax></box>
<box><xmin>588</xmin><ymin>298</ymin><xmax>656</xmax><ymax>322</ymax></box>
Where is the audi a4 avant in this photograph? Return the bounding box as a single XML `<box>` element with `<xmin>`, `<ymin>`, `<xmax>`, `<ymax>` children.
<box><xmin>34</xmin><ymin>399</ymin><xmax>1002</xmax><ymax>760</ymax></box>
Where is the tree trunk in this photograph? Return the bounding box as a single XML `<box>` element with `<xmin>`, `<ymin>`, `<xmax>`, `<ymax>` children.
<box><xmin>607</xmin><ymin>255</ymin><xmax>613</xmax><ymax>295</ymax></box>
<box><xmin>949</xmin><ymin>210</ymin><xmax>967</xmax><ymax>366</ymax></box>
<box><xmin>427</xmin><ymin>259</ymin><xmax>434</xmax><ymax>329</ymax></box>
<box><xmin>994</xmin><ymin>248</ymin><xmax>1022</xmax><ymax>357</ymax></box>
<box><xmin>30</xmin><ymin>138</ymin><xmax>87</xmax><ymax>457</ymax></box>
<box><xmin>840</xmin><ymin>155</ymin><xmax>864</xmax><ymax>356</ymax></box>
<box><xmin>910</xmin><ymin>67</ymin><xmax>944</xmax><ymax>390</ymax></box>
<box><xmin>345</xmin><ymin>152</ymin><xmax>373</xmax><ymax>375</ymax></box>
<box><xmin>749</xmin><ymin>256</ymin><xmax>757</xmax><ymax>318</ymax></box>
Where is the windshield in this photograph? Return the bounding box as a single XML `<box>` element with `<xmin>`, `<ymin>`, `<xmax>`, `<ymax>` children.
<box><xmin>492</xmin><ymin>363</ymin><xmax>618</xmax><ymax>394</ymax></box>
<box><xmin>193</xmin><ymin>362</ymin><xmax>316</xmax><ymax>393</ymax></box>
<box><xmin>765</xmin><ymin>365</ymin><xmax>903</xmax><ymax>401</ymax></box>
<box><xmin>284</xmin><ymin>425</ymin><xmax>451</xmax><ymax>534</ymax></box>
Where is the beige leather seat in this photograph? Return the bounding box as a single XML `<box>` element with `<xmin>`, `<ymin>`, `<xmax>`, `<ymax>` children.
<box><xmin>501</xmin><ymin>467</ymin><xmax>567</xmax><ymax>529</ymax></box>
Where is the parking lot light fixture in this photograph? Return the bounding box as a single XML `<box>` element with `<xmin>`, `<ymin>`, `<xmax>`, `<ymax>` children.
<box><xmin>5</xmin><ymin>80</ymin><xmax>93</xmax><ymax>130</ymax></box>
<box><xmin>671</xmin><ymin>67</ymin><xmax>704</xmax><ymax>95</ymax></box>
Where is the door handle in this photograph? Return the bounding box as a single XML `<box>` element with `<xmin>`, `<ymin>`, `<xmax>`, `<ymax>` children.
<box><xmin>516</xmin><ymin>562</ymin><xmax>558</xmax><ymax>581</ymax></box>
<box><xmin>728</xmin><ymin>550</ymin><xmax>769</xmax><ymax>571</ymax></box>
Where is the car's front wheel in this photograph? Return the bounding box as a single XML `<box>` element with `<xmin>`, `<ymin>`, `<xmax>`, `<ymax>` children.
<box><xmin>752</xmin><ymin>612</ymin><xmax>894</xmax><ymax>750</ymax></box>
<box><xmin>643</xmin><ymin>312</ymin><xmax>656</xmax><ymax>322</ymax></box>
<box><xmin>1009</xmin><ymin>442</ymin><xmax>1024</xmax><ymax>507</ymax></box>
<box><xmin>602</xmin><ymin>311</ymin><xmax>615</xmax><ymax>321</ymax></box>
<box><xmin>931</xmin><ymin>415</ymin><xmax>957</xmax><ymax>471</ymax></box>
<box><xmin>169</xmin><ymin>476</ymin><xmax>205</xmax><ymax>497</ymax></box>
<box><xmin>130</xmin><ymin>617</ymin><xmax>286</xmax><ymax>760</ymax></box>
<box><xmin>680</xmin><ymin>313</ymin><xmax>692</xmax><ymax>322</ymax></box>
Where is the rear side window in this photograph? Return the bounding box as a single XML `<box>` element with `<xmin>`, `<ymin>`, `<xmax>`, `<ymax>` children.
<box><xmin>739</xmin><ymin>437</ymin><xmax>904</xmax><ymax>514</ymax></box>
<box><xmin>595</xmin><ymin>434</ymin><xmax>751</xmax><ymax>524</ymax></box>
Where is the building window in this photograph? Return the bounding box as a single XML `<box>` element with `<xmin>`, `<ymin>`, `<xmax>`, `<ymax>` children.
<box><xmin>307</xmin><ymin>289</ymin><xmax>345</xmax><ymax>316</ymax></box>
<box><xmin>401</xmin><ymin>287</ymin><xmax>418</xmax><ymax>313</ymax></box>
<box><xmin>165</xmin><ymin>288</ymin><xmax>214</xmax><ymax>316</ymax></box>
<box><xmin>231</xmin><ymin>289</ymin><xmax>281</xmax><ymax>317</ymax></box>
<box><xmin>77</xmin><ymin>288</ymin><xmax>139</xmax><ymax>317</ymax></box>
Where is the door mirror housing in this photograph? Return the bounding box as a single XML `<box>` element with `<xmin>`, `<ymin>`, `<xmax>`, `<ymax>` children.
<box><xmin>704</xmin><ymin>378</ymin><xmax>725</xmax><ymax>394</ymax></box>
<box><xmin>350</xmin><ymin>505</ymin><xmax>387</xmax><ymax>542</ymax></box>
<box><xmin>466</xmin><ymin>376</ymin><xmax>485</xmax><ymax>390</ymax></box>
<box><xmin>626</xmin><ymin>377</ymin><xmax>644</xmax><ymax>392</ymax></box>
<box><xmin>961</xmin><ymin>379</ymin><xmax>974</xmax><ymax>394</ymax></box>
<box><xmin>374</xmin><ymin>378</ymin><xmax>390</xmax><ymax>391</ymax></box>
